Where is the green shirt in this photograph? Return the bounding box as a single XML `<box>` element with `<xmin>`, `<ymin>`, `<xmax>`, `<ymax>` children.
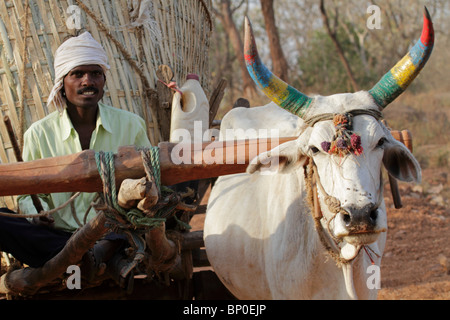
<box><xmin>18</xmin><ymin>102</ymin><xmax>151</xmax><ymax>232</ymax></box>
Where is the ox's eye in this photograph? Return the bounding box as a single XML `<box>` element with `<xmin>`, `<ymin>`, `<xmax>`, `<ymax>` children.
<box><xmin>376</xmin><ymin>137</ymin><xmax>387</xmax><ymax>148</ymax></box>
<box><xmin>310</xmin><ymin>146</ymin><xmax>320</xmax><ymax>154</ymax></box>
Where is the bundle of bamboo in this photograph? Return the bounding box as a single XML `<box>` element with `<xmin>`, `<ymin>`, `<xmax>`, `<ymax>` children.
<box><xmin>0</xmin><ymin>0</ymin><xmax>213</xmax><ymax>208</ymax></box>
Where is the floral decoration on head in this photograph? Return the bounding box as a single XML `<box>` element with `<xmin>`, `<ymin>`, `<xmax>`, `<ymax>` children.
<box><xmin>320</xmin><ymin>113</ymin><xmax>363</xmax><ymax>156</ymax></box>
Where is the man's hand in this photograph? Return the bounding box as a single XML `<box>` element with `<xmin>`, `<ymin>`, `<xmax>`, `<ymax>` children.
<box><xmin>31</xmin><ymin>215</ymin><xmax>55</xmax><ymax>228</ymax></box>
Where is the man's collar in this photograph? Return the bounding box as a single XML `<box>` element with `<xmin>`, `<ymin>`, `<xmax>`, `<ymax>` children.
<box><xmin>61</xmin><ymin>108</ymin><xmax>74</xmax><ymax>141</ymax></box>
<box><xmin>61</xmin><ymin>103</ymin><xmax>112</xmax><ymax>141</ymax></box>
<box><xmin>96</xmin><ymin>103</ymin><xmax>113</xmax><ymax>134</ymax></box>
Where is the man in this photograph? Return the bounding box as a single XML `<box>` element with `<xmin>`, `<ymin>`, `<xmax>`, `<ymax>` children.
<box><xmin>0</xmin><ymin>32</ymin><xmax>151</xmax><ymax>278</ymax></box>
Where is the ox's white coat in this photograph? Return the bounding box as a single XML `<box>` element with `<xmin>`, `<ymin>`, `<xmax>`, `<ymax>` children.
<box><xmin>204</xmin><ymin>92</ymin><xmax>421</xmax><ymax>299</ymax></box>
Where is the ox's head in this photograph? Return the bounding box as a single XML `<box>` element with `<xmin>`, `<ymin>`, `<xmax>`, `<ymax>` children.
<box><xmin>244</xmin><ymin>9</ymin><xmax>433</xmax><ymax>261</ymax></box>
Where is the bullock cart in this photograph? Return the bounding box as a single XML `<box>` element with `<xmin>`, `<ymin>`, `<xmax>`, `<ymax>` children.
<box><xmin>0</xmin><ymin>116</ymin><xmax>414</xmax><ymax>300</ymax></box>
<box><xmin>0</xmin><ymin>0</ymin><xmax>417</xmax><ymax>300</ymax></box>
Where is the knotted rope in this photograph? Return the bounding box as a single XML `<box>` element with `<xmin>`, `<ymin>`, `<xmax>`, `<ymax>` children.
<box><xmin>303</xmin><ymin>109</ymin><xmax>383</xmax><ymax>127</ymax></box>
<box><xmin>304</xmin><ymin>157</ymin><xmax>384</xmax><ymax>266</ymax></box>
<box><xmin>304</xmin><ymin>160</ymin><xmax>350</xmax><ymax>265</ymax></box>
<box><xmin>94</xmin><ymin>147</ymin><xmax>190</xmax><ymax>231</ymax></box>
<box><xmin>302</xmin><ymin>109</ymin><xmax>385</xmax><ymax>266</ymax></box>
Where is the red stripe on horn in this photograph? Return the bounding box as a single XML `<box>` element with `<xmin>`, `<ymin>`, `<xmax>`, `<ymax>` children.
<box><xmin>421</xmin><ymin>7</ymin><xmax>434</xmax><ymax>46</ymax></box>
<box><xmin>244</xmin><ymin>53</ymin><xmax>257</xmax><ymax>64</ymax></box>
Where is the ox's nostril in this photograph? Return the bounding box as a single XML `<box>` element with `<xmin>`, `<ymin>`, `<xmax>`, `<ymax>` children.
<box><xmin>343</xmin><ymin>213</ymin><xmax>351</xmax><ymax>226</ymax></box>
<box><xmin>369</xmin><ymin>209</ymin><xmax>378</xmax><ymax>223</ymax></box>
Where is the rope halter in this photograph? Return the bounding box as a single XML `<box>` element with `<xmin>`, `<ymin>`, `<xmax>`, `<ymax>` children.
<box><xmin>303</xmin><ymin>109</ymin><xmax>384</xmax><ymax>265</ymax></box>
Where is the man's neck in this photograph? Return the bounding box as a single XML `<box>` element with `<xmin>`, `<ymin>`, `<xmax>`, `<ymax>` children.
<box><xmin>66</xmin><ymin>103</ymin><xmax>99</xmax><ymax>150</ymax></box>
<box><xmin>66</xmin><ymin>103</ymin><xmax>98</xmax><ymax>125</ymax></box>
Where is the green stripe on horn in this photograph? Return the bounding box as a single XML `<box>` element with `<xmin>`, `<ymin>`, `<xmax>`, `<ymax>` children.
<box><xmin>369</xmin><ymin>7</ymin><xmax>434</xmax><ymax>109</ymax></box>
<box><xmin>244</xmin><ymin>17</ymin><xmax>313</xmax><ymax>118</ymax></box>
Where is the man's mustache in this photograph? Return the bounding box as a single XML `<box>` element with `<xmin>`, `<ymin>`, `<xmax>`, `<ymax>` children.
<box><xmin>77</xmin><ymin>87</ymin><xmax>99</xmax><ymax>94</ymax></box>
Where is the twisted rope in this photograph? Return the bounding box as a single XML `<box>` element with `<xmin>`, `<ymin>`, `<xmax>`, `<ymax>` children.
<box><xmin>305</xmin><ymin>161</ymin><xmax>352</xmax><ymax>266</ymax></box>
<box><xmin>94</xmin><ymin>147</ymin><xmax>190</xmax><ymax>231</ymax></box>
<box><xmin>303</xmin><ymin>109</ymin><xmax>383</xmax><ymax>127</ymax></box>
<box><xmin>0</xmin><ymin>192</ymin><xmax>81</xmax><ymax>219</ymax></box>
<box><xmin>95</xmin><ymin>149</ymin><xmax>164</xmax><ymax>230</ymax></box>
<box><xmin>305</xmin><ymin>158</ymin><xmax>384</xmax><ymax>266</ymax></box>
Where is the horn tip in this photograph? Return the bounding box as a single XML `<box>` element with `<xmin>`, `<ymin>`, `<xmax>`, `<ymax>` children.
<box><xmin>424</xmin><ymin>6</ymin><xmax>431</xmax><ymax>20</ymax></box>
<box><xmin>421</xmin><ymin>6</ymin><xmax>434</xmax><ymax>47</ymax></box>
<box><xmin>244</xmin><ymin>17</ymin><xmax>257</xmax><ymax>62</ymax></box>
<box><xmin>244</xmin><ymin>16</ymin><xmax>252</xmax><ymax>37</ymax></box>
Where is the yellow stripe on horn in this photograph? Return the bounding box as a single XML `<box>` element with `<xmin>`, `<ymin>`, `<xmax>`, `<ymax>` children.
<box><xmin>390</xmin><ymin>54</ymin><xmax>418</xmax><ymax>90</ymax></box>
<box><xmin>261</xmin><ymin>78</ymin><xmax>290</xmax><ymax>106</ymax></box>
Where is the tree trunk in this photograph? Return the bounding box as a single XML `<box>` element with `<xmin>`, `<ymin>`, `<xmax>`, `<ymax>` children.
<box><xmin>218</xmin><ymin>0</ymin><xmax>258</xmax><ymax>99</ymax></box>
<box><xmin>319</xmin><ymin>0</ymin><xmax>360</xmax><ymax>92</ymax></box>
<box><xmin>260</xmin><ymin>0</ymin><xmax>290</xmax><ymax>82</ymax></box>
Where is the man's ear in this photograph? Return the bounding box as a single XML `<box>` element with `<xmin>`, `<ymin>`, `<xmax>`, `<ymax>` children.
<box><xmin>247</xmin><ymin>140</ymin><xmax>308</xmax><ymax>175</ymax></box>
<box><xmin>383</xmin><ymin>138</ymin><xmax>421</xmax><ymax>183</ymax></box>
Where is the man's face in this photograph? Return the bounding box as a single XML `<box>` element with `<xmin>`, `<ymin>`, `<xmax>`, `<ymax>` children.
<box><xmin>63</xmin><ymin>64</ymin><xmax>105</xmax><ymax>109</ymax></box>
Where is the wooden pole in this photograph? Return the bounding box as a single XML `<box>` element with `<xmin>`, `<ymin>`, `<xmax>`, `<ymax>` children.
<box><xmin>0</xmin><ymin>130</ymin><xmax>413</xmax><ymax>198</ymax></box>
<box><xmin>386</xmin><ymin>129</ymin><xmax>413</xmax><ymax>209</ymax></box>
<box><xmin>3</xmin><ymin>116</ymin><xmax>44</xmax><ymax>212</ymax></box>
<box><xmin>4</xmin><ymin>211</ymin><xmax>108</xmax><ymax>296</ymax></box>
<box><xmin>0</xmin><ymin>137</ymin><xmax>296</xmax><ymax>196</ymax></box>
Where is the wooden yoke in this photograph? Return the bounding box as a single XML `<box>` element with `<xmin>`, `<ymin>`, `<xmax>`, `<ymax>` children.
<box><xmin>390</xmin><ymin>130</ymin><xmax>413</xmax><ymax>152</ymax></box>
<box><xmin>0</xmin><ymin>132</ymin><xmax>414</xmax><ymax>198</ymax></box>
<box><xmin>387</xmin><ymin>129</ymin><xmax>414</xmax><ymax>209</ymax></box>
<box><xmin>0</xmin><ymin>138</ymin><xmax>295</xmax><ymax>197</ymax></box>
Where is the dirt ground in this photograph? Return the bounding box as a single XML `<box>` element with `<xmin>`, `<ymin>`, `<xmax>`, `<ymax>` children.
<box><xmin>376</xmin><ymin>167</ymin><xmax>450</xmax><ymax>300</ymax></box>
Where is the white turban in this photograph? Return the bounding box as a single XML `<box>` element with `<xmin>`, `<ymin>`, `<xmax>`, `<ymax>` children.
<box><xmin>47</xmin><ymin>32</ymin><xmax>110</xmax><ymax>113</ymax></box>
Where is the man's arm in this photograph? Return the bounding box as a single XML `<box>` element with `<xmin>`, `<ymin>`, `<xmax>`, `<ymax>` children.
<box><xmin>17</xmin><ymin>128</ymin><xmax>53</xmax><ymax>225</ymax></box>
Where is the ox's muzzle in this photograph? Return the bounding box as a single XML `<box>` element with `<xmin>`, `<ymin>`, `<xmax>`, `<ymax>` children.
<box><xmin>335</xmin><ymin>203</ymin><xmax>382</xmax><ymax>245</ymax></box>
<box><xmin>342</xmin><ymin>203</ymin><xmax>378</xmax><ymax>232</ymax></box>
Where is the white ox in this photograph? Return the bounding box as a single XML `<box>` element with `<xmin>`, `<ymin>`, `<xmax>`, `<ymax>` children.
<box><xmin>204</xmin><ymin>11</ymin><xmax>434</xmax><ymax>300</ymax></box>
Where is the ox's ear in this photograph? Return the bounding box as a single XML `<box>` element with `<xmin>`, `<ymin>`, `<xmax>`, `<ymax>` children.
<box><xmin>383</xmin><ymin>137</ymin><xmax>421</xmax><ymax>183</ymax></box>
<box><xmin>247</xmin><ymin>140</ymin><xmax>308</xmax><ymax>175</ymax></box>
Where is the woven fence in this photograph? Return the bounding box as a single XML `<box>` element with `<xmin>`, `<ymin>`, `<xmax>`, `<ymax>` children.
<box><xmin>0</xmin><ymin>0</ymin><xmax>213</xmax><ymax>208</ymax></box>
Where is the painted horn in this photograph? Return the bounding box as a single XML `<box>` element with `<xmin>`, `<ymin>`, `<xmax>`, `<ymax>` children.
<box><xmin>369</xmin><ymin>7</ymin><xmax>434</xmax><ymax>109</ymax></box>
<box><xmin>244</xmin><ymin>17</ymin><xmax>313</xmax><ymax>118</ymax></box>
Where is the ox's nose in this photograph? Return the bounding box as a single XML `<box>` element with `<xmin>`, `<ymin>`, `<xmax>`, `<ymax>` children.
<box><xmin>341</xmin><ymin>203</ymin><xmax>378</xmax><ymax>233</ymax></box>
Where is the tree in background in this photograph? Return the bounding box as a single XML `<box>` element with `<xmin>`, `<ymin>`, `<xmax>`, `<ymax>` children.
<box><xmin>210</xmin><ymin>0</ymin><xmax>450</xmax><ymax>108</ymax></box>
<box><xmin>319</xmin><ymin>0</ymin><xmax>359</xmax><ymax>92</ymax></box>
<box><xmin>213</xmin><ymin>0</ymin><xmax>258</xmax><ymax>99</ymax></box>
<box><xmin>260</xmin><ymin>0</ymin><xmax>290</xmax><ymax>82</ymax></box>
